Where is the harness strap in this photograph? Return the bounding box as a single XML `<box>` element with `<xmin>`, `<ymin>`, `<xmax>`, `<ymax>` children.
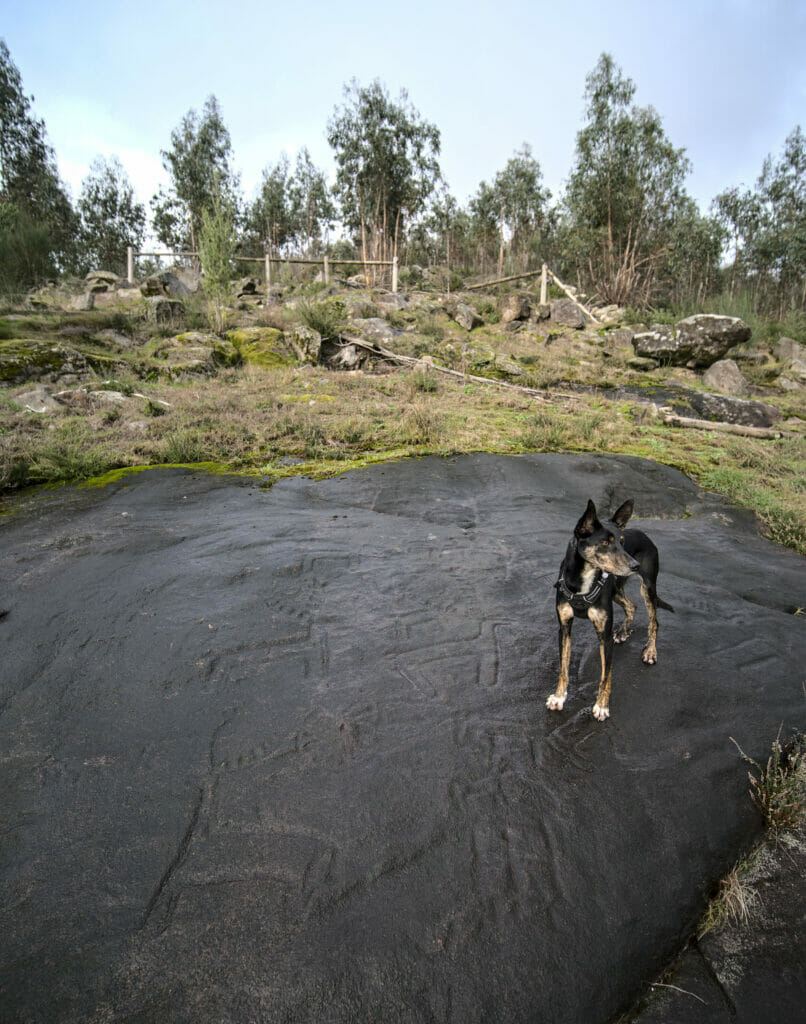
<box><xmin>555</xmin><ymin>569</ymin><xmax>610</xmax><ymax>609</ymax></box>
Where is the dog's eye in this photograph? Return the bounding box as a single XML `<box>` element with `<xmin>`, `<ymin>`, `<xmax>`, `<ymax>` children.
<box><xmin>602</xmin><ymin>538</ymin><xmax>610</xmax><ymax>546</ymax></box>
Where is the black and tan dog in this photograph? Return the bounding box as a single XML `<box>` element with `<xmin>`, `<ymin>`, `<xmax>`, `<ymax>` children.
<box><xmin>546</xmin><ymin>499</ymin><xmax>674</xmax><ymax>721</ymax></box>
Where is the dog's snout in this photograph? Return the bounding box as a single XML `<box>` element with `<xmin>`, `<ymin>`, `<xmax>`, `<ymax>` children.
<box><xmin>628</xmin><ymin>556</ymin><xmax>640</xmax><ymax>572</ymax></box>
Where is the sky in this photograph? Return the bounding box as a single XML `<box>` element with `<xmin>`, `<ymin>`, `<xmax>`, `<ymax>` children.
<box><xmin>3</xmin><ymin>0</ymin><xmax>805</xmax><ymax>225</ymax></box>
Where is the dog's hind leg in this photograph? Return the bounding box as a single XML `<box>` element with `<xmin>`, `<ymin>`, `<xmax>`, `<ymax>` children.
<box><xmin>640</xmin><ymin>581</ymin><xmax>659</xmax><ymax>664</ymax></box>
<box><xmin>613</xmin><ymin>583</ymin><xmax>636</xmax><ymax>644</ymax></box>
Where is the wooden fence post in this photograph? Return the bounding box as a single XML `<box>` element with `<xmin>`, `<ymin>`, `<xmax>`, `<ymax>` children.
<box><xmin>540</xmin><ymin>263</ymin><xmax>547</xmax><ymax>306</ymax></box>
<box><xmin>392</xmin><ymin>256</ymin><xmax>399</xmax><ymax>294</ymax></box>
<box><xmin>323</xmin><ymin>254</ymin><xmax>329</xmax><ymax>285</ymax></box>
<box><xmin>264</xmin><ymin>254</ymin><xmax>272</xmax><ymax>288</ymax></box>
<box><xmin>127</xmin><ymin>246</ymin><xmax>134</xmax><ymax>284</ymax></box>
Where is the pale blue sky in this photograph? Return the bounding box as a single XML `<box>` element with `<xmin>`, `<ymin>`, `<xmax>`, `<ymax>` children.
<box><xmin>3</xmin><ymin>0</ymin><xmax>805</xmax><ymax>217</ymax></box>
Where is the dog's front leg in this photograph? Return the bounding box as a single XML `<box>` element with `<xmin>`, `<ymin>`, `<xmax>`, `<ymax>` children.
<box><xmin>588</xmin><ymin>606</ymin><xmax>614</xmax><ymax>721</ymax></box>
<box><xmin>547</xmin><ymin>602</ymin><xmax>574</xmax><ymax>711</ymax></box>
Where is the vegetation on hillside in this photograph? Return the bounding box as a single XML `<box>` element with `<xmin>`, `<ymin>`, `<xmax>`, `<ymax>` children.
<box><xmin>1</xmin><ymin>38</ymin><xmax>804</xmax><ymax>317</ymax></box>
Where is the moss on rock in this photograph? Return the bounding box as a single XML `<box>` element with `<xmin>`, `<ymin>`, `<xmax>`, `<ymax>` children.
<box><xmin>226</xmin><ymin>327</ymin><xmax>296</xmax><ymax>368</ymax></box>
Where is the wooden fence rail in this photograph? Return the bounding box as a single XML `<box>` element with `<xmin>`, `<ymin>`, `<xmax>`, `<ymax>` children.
<box><xmin>127</xmin><ymin>247</ymin><xmax>398</xmax><ymax>292</ymax></box>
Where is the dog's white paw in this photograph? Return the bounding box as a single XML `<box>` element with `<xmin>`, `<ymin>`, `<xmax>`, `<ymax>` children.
<box><xmin>614</xmin><ymin>628</ymin><xmax>632</xmax><ymax>644</ymax></box>
<box><xmin>592</xmin><ymin>703</ymin><xmax>610</xmax><ymax>721</ymax></box>
<box><xmin>642</xmin><ymin>647</ymin><xmax>657</xmax><ymax>665</ymax></box>
<box><xmin>546</xmin><ymin>693</ymin><xmax>566</xmax><ymax>711</ymax></box>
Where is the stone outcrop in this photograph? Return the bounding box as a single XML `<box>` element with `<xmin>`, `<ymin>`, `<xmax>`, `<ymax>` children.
<box><xmin>146</xmin><ymin>297</ymin><xmax>184</xmax><ymax>324</ymax></box>
<box><xmin>633</xmin><ymin>315</ymin><xmax>751</xmax><ymax>368</ymax></box>
<box><xmin>0</xmin><ymin>342</ymin><xmax>90</xmax><ymax>386</ymax></box>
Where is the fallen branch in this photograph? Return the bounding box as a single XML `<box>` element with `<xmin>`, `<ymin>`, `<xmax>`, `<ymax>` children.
<box><xmin>337</xmin><ymin>334</ymin><xmax>583</xmax><ymax>404</ymax></box>
<box><xmin>661</xmin><ymin>414</ymin><xmax>782</xmax><ymax>439</ymax></box>
<box><xmin>545</xmin><ymin>268</ymin><xmax>601</xmax><ymax>324</ymax></box>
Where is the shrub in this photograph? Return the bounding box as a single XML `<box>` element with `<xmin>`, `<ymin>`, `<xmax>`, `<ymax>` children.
<box><xmin>297</xmin><ymin>297</ymin><xmax>345</xmax><ymax>340</ymax></box>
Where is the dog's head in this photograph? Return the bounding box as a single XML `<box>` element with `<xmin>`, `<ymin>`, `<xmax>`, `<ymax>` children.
<box><xmin>574</xmin><ymin>499</ymin><xmax>640</xmax><ymax>576</ymax></box>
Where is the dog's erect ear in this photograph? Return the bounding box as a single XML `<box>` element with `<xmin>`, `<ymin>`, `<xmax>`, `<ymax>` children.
<box><xmin>612</xmin><ymin>499</ymin><xmax>634</xmax><ymax>529</ymax></box>
<box><xmin>574</xmin><ymin>499</ymin><xmax>598</xmax><ymax>538</ymax></box>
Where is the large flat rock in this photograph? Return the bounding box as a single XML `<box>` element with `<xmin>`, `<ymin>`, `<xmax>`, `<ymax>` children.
<box><xmin>1</xmin><ymin>454</ymin><xmax>803</xmax><ymax>1023</ymax></box>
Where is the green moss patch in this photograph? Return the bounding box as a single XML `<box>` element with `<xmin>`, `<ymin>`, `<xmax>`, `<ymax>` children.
<box><xmin>226</xmin><ymin>327</ymin><xmax>296</xmax><ymax>368</ymax></box>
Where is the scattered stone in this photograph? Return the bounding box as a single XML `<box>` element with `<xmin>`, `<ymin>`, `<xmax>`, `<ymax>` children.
<box><xmin>147</xmin><ymin>297</ymin><xmax>184</xmax><ymax>324</ymax></box>
<box><xmin>499</xmin><ymin>293</ymin><xmax>532</xmax><ymax>324</ymax></box>
<box><xmin>13</xmin><ymin>384</ymin><xmax>64</xmax><ymax>413</ymax></box>
<box><xmin>549</xmin><ymin>298</ymin><xmax>586</xmax><ymax>329</ymax></box>
<box><xmin>68</xmin><ymin>292</ymin><xmax>95</xmax><ymax>311</ymax></box>
<box><xmin>141</xmin><ymin>271</ymin><xmax>192</xmax><ymax>299</ymax></box>
<box><xmin>85</xmin><ymin>270</ymin><xmax>121</xmax><ymax>287</ymax></box>
<box><xmin>773</xmin><ymin>336</ymin><xmax>804</xmax><ymax>363</ymax></box>
<box><xmin>443</xmin><ymin>299</ymin><xmax>482</xmax><ymax>331</ymax></box>
<box><xmin>94</xmin><ymin>330</ymin><xmax>137</xmax><ymax>351</ymax></box>
<box><xmin>534</xmin><ymin>303</ymin><xmax>551</xmax><ymax>321</ymax></box>
<box><xmin>628</xmin><ymin>355</ymin><xmax>659</xmax><ymax>371</ymax></box>
<box><xmin>351</xmin><ymin>318</ymin><xmax>401</xmax><ymax>345</ymax></box>
<box><xmin>731</xmin><ymin>349</ymin><xmax>767</xmax><ymax>364</ymax></box>
<box><xmin>686</xmin><ymin>391</ymin><xmax>781</xmax><ymax>428</ymax></box>
<box><xmin>787</xmin><ymin>358</ymin><xmax>806</xmax><ymax>383</ymax></box>
<box><xmin>603</xmin><ymin>328</ymin><xmax>635</xmax><ymax>353</ymax></box>
<box><xmin>321</xmin><ymin>341</ymin><xmax>368</xmax><ymax>370</ymax></box>
<box><xmin>235</xmin><ymin>277</ymin><xmax>259</xmax><ymax>297</ymax></box>
<box><xmin>89</xmin><ymin>389</ymin><xmax>129</xmax><ymax>406</ymax></box>
<box><xmin>702</xmin><ymin>358</ymin><xmax>750</xmax><ymax>396</ymax></box>
<box><xmin>778</xmin><ymin>376</ymin><xmax>801</xmax><ymax>392</ymax></box>
<box><xmin>375</xmin><ymin>292</ymin><xmax>410</xmax><ymax>311</ymax></box>
<box><xmin>286</xmin><ymin>325</ymin><xmax>322</xmax><ymax>364</ymax></box>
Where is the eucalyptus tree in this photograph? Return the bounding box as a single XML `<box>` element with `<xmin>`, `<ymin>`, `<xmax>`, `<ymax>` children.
<box><xmin>490</xmin><ymin>144</ymin><xmax>552</xmax><ymax>275</ymax></box>
<box><xmin>76</xmin><ymin>156</ymin><xmax>146</xmax><ymax>274</ymax></box>
<box><xmin>0</xmin><ymin>38</ymin><xmax>77</xmax><ymax>281</ymax></box>
<box><xmin>468</xmin><ymin>180</ymin><xmax>500</xmax><ymax>276</ymax></box>
<box><xmin>327</xmin><ymin>79</ymin><xmax>442</xmax><ymax>268</ymax></box>
<box><xmin>564</xmin><ymin>53</ymin><xmax>692</xmax><ymax>305</ymax></box>
<box><xmin>713</xmin><ymin>127</ymin><xmax>806</xmax><ymax>313</ymax></box>
<box><xmin>244</xmin><ymin>155</ymin><xmax>293</xmax><ymax>257</ymax></box>
<box><xmin>151</xmin><ymin>95</ymin><xmax>238</xmax><ymax>255</ymax></box>
<box><xmin>289</xmin><ymin>147</ymin><xmax>336</xmax><ymax>255</ymax></box>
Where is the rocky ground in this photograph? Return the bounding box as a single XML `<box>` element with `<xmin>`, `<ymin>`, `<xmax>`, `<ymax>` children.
<box><xmin>2</xmin><ymin>267</ymin><xmax>804</xmax><ymax>555</ymax></box>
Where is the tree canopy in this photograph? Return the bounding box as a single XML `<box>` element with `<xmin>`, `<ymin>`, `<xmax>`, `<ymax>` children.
<box><xmin>327</xmin><ymin>79</ymin><xmax>442</xmax><ymax>265</ymax></box>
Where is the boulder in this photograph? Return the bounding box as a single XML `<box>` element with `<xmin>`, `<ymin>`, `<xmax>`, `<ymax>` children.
<box><xmin>786</xmin><ymin>358</ymin><xmax>806</xmax><ymax>383</ymax></box>
<box><xmin>321</xmin><ymin>341</ymin><xmax>368</xmax><ymax>370</ymax></box>
<box><xmin>141</xmin><ymin>272</ymin><xmax>192</xmax><ymax>299</ymax></box>
<box><xmin>633</xmin><ymin>315</ymin><xmax>751</xmax><ymax>368</ymax></box>
<box><xmin>226</xmin><ymin>327</ymin><xmax>296</xmax><ymax>368</ymax></box>
<box><xmin>68</xmin><ymin>292</ymin><xmax>95</xmax><ymax>311</ymax></box>
<box><xmin>147</xmin><ymin>297</ymin><xmax>184</xmax><ymax>324</ymax></box>
<box><xmin>84</xmin><ymin>270</ymin><xmax>121</xmax><ymax>293</ymax></box>
<box><xmin>549</xmin><ymin>298</ymin><xmax>586</xmax><ymax>329</ymax></box>
<box><xmin>172</xmin><ymin>267</ymin><xmax>204</xmax><ymax>295</ymax></box>
<box><xmin>445</xmin><ymin>300</ymin><xmax>482</xmax><ymax>331</ymax></box>
<box><xmin>702</xmin><ymin>358</ymin><xmax>750</xmax><ymax>396</ymax></box>
<box><xmin>499</xmin><ymin>293</ymin><xmax>532</xmax><ymax>324</ymax></box>
<box><xmin>286</xmin><ymin>325</ymin><xmax>322</xmax><ymax>364</ymax></box>
<box><xmin>686</xmin><ymin>391</ymin><xmax>781</xmax><ymax>428</ymax></box>
<box><xmin>674</xmin><ymin>314</ymin><xmax>751</xmax><ymax>366</ymax></box>
<box><xmin>351</xmin><ymin>318</ymin><xmax>401</xmax><ymax>345</ymax></box>
<box><xmin>773</xmin><ymin>336</ymin><xmax>804</xmax><ymax>363</ymax></box>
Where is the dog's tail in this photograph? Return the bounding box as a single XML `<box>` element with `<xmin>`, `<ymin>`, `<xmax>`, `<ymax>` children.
<box><xmin>656</xmin><ymin>596</ymin><xmax>675</xmax><ymax>613</ymax></box>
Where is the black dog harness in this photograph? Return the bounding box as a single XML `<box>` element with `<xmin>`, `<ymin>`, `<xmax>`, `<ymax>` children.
<box><xmin>555</xmin><ymin>569</ymin><xmax>610</xmax><ymax>610</ymax></box>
